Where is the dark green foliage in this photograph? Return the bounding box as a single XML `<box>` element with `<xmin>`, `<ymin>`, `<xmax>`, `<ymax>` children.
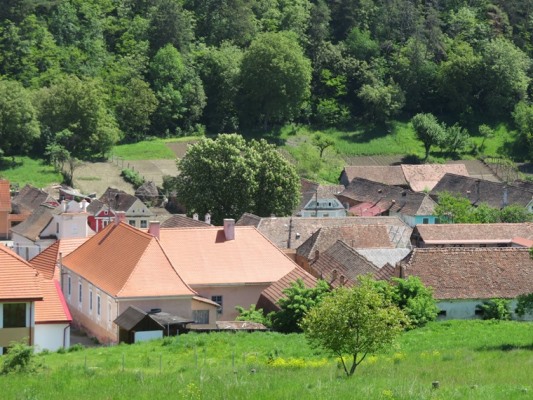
<box><xmin>270</xmin><ymin>279</ymin><xmax>330</xmax><ymax>333</ymax></box>
<box><xmin>476</xmin><ymin>299</ymin><xmax>512</xmax><ymax>320</ymax></box>
<box><xmin>515</xmin><ymin>292</ymin><xmax>533</xmax><ymax>317</ymax></box>
<box><xmin>390</xmin><ymin>277</ymin><xmax>439</xmax><ymax>328</ymax></box>
<box><xmin>1</xmin><ymin>341</ymin><xmax>37</xmax><ymax>374</ymax></box>
<box><xmin>121</xmin><ymin>168</ymin><xmax>144</xmax><ymax>188</ymax></box>
<box><xmin>235</xmin><ymin>304</ymin><xmax>270</xmax><ymax>327</ymax></box>
<box><xmin>411</xmin><ymin>113</ymin><xmax>446</xmax><ymax>160</ymax></box>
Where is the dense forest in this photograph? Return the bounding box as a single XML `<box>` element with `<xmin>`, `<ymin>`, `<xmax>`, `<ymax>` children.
<box><xmin>2</xmin><ymin>0</ymin><xmax>533</xmax><ymax>163</ymax></box>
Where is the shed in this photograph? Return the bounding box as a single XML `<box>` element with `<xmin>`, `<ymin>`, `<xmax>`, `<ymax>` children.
<box><xmin>114</xmin><ymin>306</ymin><xmax>193</xmax><ymax>344</ymax></box>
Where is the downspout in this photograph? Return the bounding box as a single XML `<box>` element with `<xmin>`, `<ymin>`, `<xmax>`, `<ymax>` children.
<box><xmin>63</xmin><ymin>324</ymin><xmax>69</xmax><ymax>349</ymax></box>
<box><xmin>29</xmin><ymin>302</ymin><xmax>33</xmax><ymax>346</ymax></box>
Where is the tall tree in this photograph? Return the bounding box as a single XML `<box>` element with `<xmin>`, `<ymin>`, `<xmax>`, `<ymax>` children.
<box><xmin>173</xmin><ymin>134</ymin><xmax>300</xmax><ymax>224</ymax></box>
<box><xmin>301</xmin><ymin>278</ymin><xmax>409</xmax><ymax>377</ymax></box>
<box><xmin>0</xmin><ymin>80</ymin><xmax>40</xmax><ymax>158</ymax></box>
<box><xmin>411</xmin><ymin>113</ymin><xmax>446</xmax><ymax>160</ymax></box>
<box><xmin>34</xmin><ymin>75</ymin><xmax>121</xmax><ymax>159</ymax></box>
<box><xmin>238</xmin><ymin>31</ymin><xmax>312</xmax><ymax>130</ymax></box>
<box><xmin>147</xmin><ymin>0</ymin><xmax>194</xmax><ymax>54</ymax></box>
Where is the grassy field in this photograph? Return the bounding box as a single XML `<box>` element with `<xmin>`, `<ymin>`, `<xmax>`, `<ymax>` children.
<box><xmin>0</xmin><ymin>156</ymin><xmax>62</xmax><ymax>188</ymax></box>
<box><xmin>112</xmin><ymin>137</ymin><xmax>204</xmax><ymax>160</ymax></box>
<box><xmin>1</xmin><ymin>320</ymin><xmax>531</xmax><ymax>399</ymax></box>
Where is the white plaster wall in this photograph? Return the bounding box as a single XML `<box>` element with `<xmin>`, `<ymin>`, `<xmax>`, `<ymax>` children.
<box><xmin>438</xmin><ymin>299</ymin><xmax>533</xmax><ymax>321</ymax></box>
<box><xmin>34</xmin><ymin>324</ymin><xmax>70</xmax><ymax>352</ymax></box>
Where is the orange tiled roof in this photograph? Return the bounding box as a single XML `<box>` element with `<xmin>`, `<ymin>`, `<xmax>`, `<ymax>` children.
<box><xmin>30</xmin><ymin>238</ymin><xmax>89</xmax><ymax>280</ymax></box>
<box><xmin>158</xmin><ymin>227</ymin><xmax>298</xmax><ymax>285</ymax></box>
<box><xmin>0</xmin><ymin>245</ymin><xmax>42</xmax><ymax>301</ymax></box>
<box><xmin>401</xmin><ymin>164</ymin><xmax>469</xmax><ymax>192</ymax></box>
<box><xmin>62</xmin><ymin>222</ymin><xmax>196</xmax><ymax>298</ymax></box>
<box><xmin>0</xmin><ymin>179</ymin><xmax>11</xmax><ymax>212</ymax></box>
<box><xmin>35</xmin><ymin>280</ymin><xmax>71</xmax><ymax>324</ymax></box>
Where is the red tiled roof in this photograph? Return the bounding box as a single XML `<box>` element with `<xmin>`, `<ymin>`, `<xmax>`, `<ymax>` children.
<box><xmin>256</xmin><ymin>267</ymin><xmax>317</xmax><ymax>312</ymax></box>
<box><xmin>63</xmin><ymin>222</ymin><xmax>196</xmax><ymax>298</ymax></box>
<box><xmin>414</xmin><ymin>223</ymin><xmax>533</xmax><ymax>244</ymax></box>
<box><xmin>402</xmin><ymin>247</ymin><xmax>533</xmax><ymax>300</ymax></box>
<box><xmin>35</xmin><ymin>280</ymin><xmax>71</xmax><ymax>324</ymax></box>
<box><xmin>158</xmin><ymin>227</ymin><xmax>298</xmax><ymax>285</ymax></box>
<box><xmin>0</xmin><ymin>179</ymin><xmax>11</xmax><ymax>212</ymax></box>
<box><xmin>0</xmin><ymin>245</ymin><xmax>42</xmax><ymax>301</ymax></box>
<box><xmin>350</xmin><ymin>202</ymin><xmax>386</xmax><ymax>216</ymax></box>
<box><xmin>401</xmin><ymin>164</ymin><xmax>469</xmax><ymax>192</ymax></box>
<box><xmin>30</xmin><ymin>238</ymin><xmax>89</xmax><ymax>280</ymax></box>
<box><xmin>342</xmin><ymin>166</ymin><xmax>407</xmax><ymax>186</ymax></box>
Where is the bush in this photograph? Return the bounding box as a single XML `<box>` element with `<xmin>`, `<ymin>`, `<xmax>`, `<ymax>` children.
<box><xmin>1</xmin><ymin>341</ymin><xmax>37</xmax><ymax>374</ymax></box>
<box><xmin>121</xmin><ymin>168</ymin><xmax>144</xmax><ymax>188</ymax></box>
<box><xmin>235</xmin><ymin>304</ymin><xmax>271</xmax><ymax>327</ymax></box>
<box><xmin>476</xmin><ymin>298</ymin><xmax>511</xmax><ymax>320</ymax></box>
<box><xmin>515</xmin><ymin>293</ymin><xmax>533</xmax><ymax>317</ymax></box>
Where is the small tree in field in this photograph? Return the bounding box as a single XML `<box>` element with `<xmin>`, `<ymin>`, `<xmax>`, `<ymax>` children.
<box><xmin>301</xmin><ymin>279</ymin><xmax>409</xmax><ymax>376</ymax></box>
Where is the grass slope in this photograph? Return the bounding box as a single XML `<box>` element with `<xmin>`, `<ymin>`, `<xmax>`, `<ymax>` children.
<box><xmin>1</xmin><ymin>321</ymin><xmax>531</xmax><ymax>399</ymax></box>
<box><xmin>0</xmin><ymin>157</ymin><xmax>62</xmax><ymax>188</ymax></box>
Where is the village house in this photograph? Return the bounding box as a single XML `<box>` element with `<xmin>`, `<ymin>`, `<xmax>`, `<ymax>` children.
<box><xmin>430</xmin><ymin>173</ymin><xmax>533</xmax><ymax>211</ymax></box>
<box><xmin>411</xmin><ymin>223</ymin><xmax>533</xmax><ymax>248</ymax></box>
<box><xmin>60</xmin><ymin>215</ymin><xmax>219</xmax><ymax>343</ymax></box>
<box><xmin>397</xmin><ymin>247</ymin><xmax>533</xmax><ymax>320</ymax></box>
<box><xmin>86</xmin><ymin>187</ymin><xmax>153</xmax><ymax>232</ymax></box>
<box><xmin>11</xmin><ymin>200</ymin><xmax>94</xmax><ymax>260</ymax></box>
<box><xmin>296</xmin><ymin>179</ymin><xmax>346</xmax><ymax>217</ymax></box>
<box><xmin>337</xmin><ymin>177</ymin><xmax>438</xmax><ymax>227</ymax></box>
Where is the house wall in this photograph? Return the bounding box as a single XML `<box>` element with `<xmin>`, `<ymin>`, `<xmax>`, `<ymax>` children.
<box><xmin>34</xmin><ymin>324</ymin><xmax>70</xmax><ymax>352</ymax></box>
<box><xmin>437</xmin><ymin>299</ymin><xmax>533</xmax><ymax>321</ymax></box>
<box><xmin>390</xmin><ymin>212</ymin><xmax>438</xmax><ymax>228</ymax></box>
<box><xmin>40</xmin><ymin>213</ymin><xmax>91</xmax><ymax>240</ymax></box>
<box><xmin>192</xmin><ymin>284</ymin><xmax>270</xmax><ymax>321</ymax></box>
<box><xmin>0</xmin><ymin>302</ymin><xmax>36</xmax><ymax>352</ymax></box>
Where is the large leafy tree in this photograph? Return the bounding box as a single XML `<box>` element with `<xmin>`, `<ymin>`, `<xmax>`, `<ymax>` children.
<box><xmin>270</xmin><ymin>279</ymin><xmax>330</xmax><ymax>333</ymax></box>
<box><xmin>411</xmin><ymin>113</ymin><xmax>446</xmax><ymax>160</ymax></box>
<box><xmin>238</xmin><ymin>31</ymin><xmax>312</xmax><ymax>130</ymax></box>
<box><xmin>0</xmin><ymin>80</ymin><xmax>40</xmax><ymax>158</ymax></box>
<box><xmin>301</xmin><ymin>279</ymin><xmax>409</xmax><ymax>377</ymax></box>
<box><xmin>34</xmin><ymin>74</ymin><xmax>121</xmax><ymax>159</ymax></box>
<box><xmin>174</xmin><ymin>133</ymin><xmax>300</xmax><ymax>225</ymax></box>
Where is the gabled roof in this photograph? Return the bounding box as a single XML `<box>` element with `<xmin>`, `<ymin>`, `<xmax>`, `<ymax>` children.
<box><xmin>158</xmin><ymin>227</ymin><xmax>298</xmax><ymax>285</ymax></box>
<box><xmin>355</xmin><ymin>248</ymin><xmax>412</xmax><ymax>269</ymax></box>
<box><xmin>0</xmin><ymin>245</ymin><xmax>42</xmax><ymax>301</ymax></box>
<box><xmin>297</xmin><ymin>225</ymin><xmax>394</xmax><ymax>260</ymax></box>
<box><xmin>98</xmin><ymin>187</ymin><xmax>140</xmax><ymax>212</ymax></box>
<box><xmin>389</xmin><ymin>192</ymin><xmax>437</xmax><ymax>216</ymax></box>
<box><xmin>413</xmin><ymin>223</ymin><xmax>533</xmax><ymax>245</ymax></box>
<box><xmin>236</xmin><ymin>214</ymin><xmax>413</xmax><ymax>249</ymax></box>
<box><xmin>402</xmin><ymin>247</ymin><xmax>533</xmax><ymax>300</ymax></box>
<box><xmin>11</xmin><ymin>184</ymin><xmax>57</xmax><ymax>214</ymax></box>
<box><xmin>35</xmin><ymin>280</ymin><xmax>71</xmax><ymax>324</ymax></box>
<box><xmin>256</xmin><ymin>267</ymin><xmax>318</xmax><ymax>312</ymax></box>
<box><xmin>114</xmin><ymin>306</ymin><xmax>193</xmax><ymax>331</ymax></box>
<box><xmin>0</xmin><ymin>179</ymin><xmax>11</xmax><ymax>212</ymax></box>
<box><xmin>10</xmin><ymin>203</ymin><xmax>55</xmax><ymax>240</ymax></box>
<box><xmin>401</xmin><ymin>164</ymin><xmax>469</xmax><ymax>192</ymax></box>
<box><xmin>310</xmin><ymin>240</ymin><xmax>378</xmax><ymax>287</ymax></box>
<box><xmin>298</xmin><ymin>178</ymin><xmax>345</xmax><ymax>213</ymax></box>
<box><xmin>341</xmin><ymin>166</ymin><xmax>408</xmax><ymax>186</ymax></box>
<box><xmin>63</xmin><ymin>222</ymin><xmax>196</xmax><ymax>298</ymax></box>
<box><xmin>160</xmin><ymin>214</ymin><xmax>211</xmax><ymax>228</ymax></box>
<box><xmin>430</xmin><ymin>173</ymin><xmax>533</xmax><ymax>208</ymax></box>
<box><xmin>30</xmin><ymin>238</ymin><xmax>90</xmax><ymax>280</ymax></box>
<box><xmin>86</xmin><ymin>198</ymin><xmax>106</xmax><ymax>214</ymax></box>
<box><xmin>135</xmin><ymin>181</ymin><xmax>159</xmax><ymax>199</ymax></box>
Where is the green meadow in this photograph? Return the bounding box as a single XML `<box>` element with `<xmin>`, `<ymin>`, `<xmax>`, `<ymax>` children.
<box><xmin>1</xmin><ymin>320</ymin><xmax>532</xmax><ymax>400</ymax></box>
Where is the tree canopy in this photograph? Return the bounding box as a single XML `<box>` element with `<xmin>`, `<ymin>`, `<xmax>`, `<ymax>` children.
<box><xmin>301</xmin><ymin>278</ymin><xmax>409</xmax><ymax>376</ymax></box>
<box><xmin>173</xmin><ymin>133</ymin><xmax>301</xmax><ymax>225</ymax></box>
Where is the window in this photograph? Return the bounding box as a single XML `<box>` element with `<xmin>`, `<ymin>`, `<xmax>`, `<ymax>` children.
<box><xmin>140</xmin><ymin>220</ymin><xmax>147</xmax><ymax>229</ymax></box>
<box><xmin>89</xmin><ymin>289</ymin><xmax>93</xmax><ymax>312</ymax></box>
<box><xmin>192</xmin><ymin>310</ymin><xmax>209</xmax><ymax>324</ymax></box>
<box><xmin>108</xmin><ymin>302</ymin><xmax>112</xmax><ymax>322</ymax></box>
<box><xmin>422</xmin><ymin>218</ymin><xmax>429</xmax><ymax>224</ymax></box>
<box><xmin>129</xmin><ymin>220</ymin><xmax>136</xmax><ymax>227</ymax></box>
<box><xmin>3</xmin><ymin>303</ymin><xmax>26</xmax><ymax>328</ymax></box>
<box><xmin>78</xmin><ymin>282</ymin><xmax>82</xmax><ymax>304</ymax></box>
<box><xmin>211</xmin><ymin>295</ymin><xmax>223</xmax><ymax>314</ymax></box>
<box><xmin>438</xmin><ymin>310</ymin><xmax>447</xmax><ymax>317</ymax></box>
<box><xmin>56</xmin><ymin>223</ymin><xmax>59</xmax><ymax>234</ymax></box>
<box><xmin>97</xmin><ymin>295</ymin><xmax>101</xmax><ymax>316</ymax></box>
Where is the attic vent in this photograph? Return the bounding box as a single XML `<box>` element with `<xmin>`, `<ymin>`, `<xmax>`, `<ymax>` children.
<box><xmin>401</xmin><ymin>191</ymin><xmax>407</xmax><ymax>197</ymax></box>
<box><xmin>148</xmin><ymin>308</ymin><xmax>161</xmax><ymax>314</ymax></box>
<box><xmin>295</xmin><ymin>233</ymin><xmax>301</xmax><ymax>239</ymax></box>
<box><xmin>378</xmin><ymin>189</ymin><xmax>382</xmax><ymax>193</ymax></box>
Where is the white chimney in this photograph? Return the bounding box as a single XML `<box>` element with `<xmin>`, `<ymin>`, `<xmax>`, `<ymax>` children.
<box><xmin>62</xmin><ymin>200</ymin><xmax>68</xmax><ymax>212</ymax></box>
<box><xmin>193</xmin><ymin>213</ymin><xmax>199</xmax><ymax>220</ymax></box>
<box><xmin>148</xmin><ymin>221</ymin><xmax>160</xmax><ymax>239</ymax></box>
<box><xmin>223</xmin><ymin>218</ymin><xmax>235</xmax><ymax>241</ymax></box>
<box><xmin>205</xmin><ymin>213</ymin><xmax>211</xmax><ymax>224</ymax></box>
<box><xmin>115</xmin><ymin>211</ymin><xmax>126</xmax><ymax>225</ymax></box>
<box><xmin>81</xmin><ymin>199</ymin><xmax>88</xmax><ymax>212</ymax></box>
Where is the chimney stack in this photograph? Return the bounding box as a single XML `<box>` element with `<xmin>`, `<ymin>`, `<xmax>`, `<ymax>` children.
<box><xmin>62</xmin><ymin>200</ymin><xmax>68</xmax><ymax>212</ymax></box>
<box><xmin>223</xmin><ymin>218</ymin><xmax>235</xmax><ymax>240</ymax></box>
<box><xmin>115</xmin><ymin>211</ymin><xmax>126</xmax><ymax>225</ymax></box>
<box><xmin>205</xmin><ymin>213</ymin><xmax>211</xmax><ymax>224</ymax></box>
<box><xmin>81</xmin><ymin>199</ymin><xmax>88</xmax><ymax>212</ymax></box>
<box><xmin>193</xmin><ymin>213</ymin><xmax>199</xmax><ymax>220</ymax></box>
<box><xmin>148</xmin><ymin>221</ymin><xmax>160</xmax><ymax>239</ymax></box>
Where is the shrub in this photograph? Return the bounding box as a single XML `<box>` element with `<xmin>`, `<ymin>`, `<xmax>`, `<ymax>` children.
<box><xmin>1</xmin><ymin>341</ymin><xmax>37</xmax><ymax>374</ymax></box>
<box><xmin>68</xmin><ymin>343</ymin><xmax>85</xmax><ymax>352</ymax></box>
<box><xmin>235</xmin><ymin>304</ymin><xmax>270</xmax><ymax>327</ymax></box>
<box><xmin>476</xmin><ymin>298</ymin><xmax>511</xmax><ymax>320</ymax></box>
<box><xmin>515</xmin><ymin>292</ymin><xmax>533</xmax><ymax>317</ymax></box>
<box><xmin>121</xmin><ymin>168</ymin><xmax>144</xmax><ymax>188</ymax></box>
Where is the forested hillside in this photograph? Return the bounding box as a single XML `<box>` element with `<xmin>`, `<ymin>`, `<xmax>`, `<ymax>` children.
<box><xmin>1</xmin><ymin>0</ymin><xmax>533</xmax><ymax>163</ymax></box>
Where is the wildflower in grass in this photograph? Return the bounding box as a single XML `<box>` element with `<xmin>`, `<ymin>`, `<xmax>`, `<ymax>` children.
<box><xmin>392</xmin><ymin>352</ymin><xmax>406</xmax><ymax>364</ymax></box>
<box><xmin>267</xmin><ymin>357</ymin><xmax>327</xmax><ymax>368</ymax></box>
<box><xmin>366</xmin><ymin>355</ymin><xmax>378</xmax><ymax>365</ymax></box>
<box><xmin>381</xmin><ymin>389</ymin><xmax>395</xmax><ymax>399</ymax></box>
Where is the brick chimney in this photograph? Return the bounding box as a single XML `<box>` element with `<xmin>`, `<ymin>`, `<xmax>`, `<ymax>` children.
<box><xmin>115</xmin><ymin>211</ymin><xmax>126</xmax><ymax>225</ymax></box>
<box><xmin>148</xmin><ymin>221</ymin><xmax>160</xmax><ymax>239</ymax></box>
<box><xmin>223</xmin><ymin>218</ymin><xmax>235</xmax><ymax>240</ymax></box>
